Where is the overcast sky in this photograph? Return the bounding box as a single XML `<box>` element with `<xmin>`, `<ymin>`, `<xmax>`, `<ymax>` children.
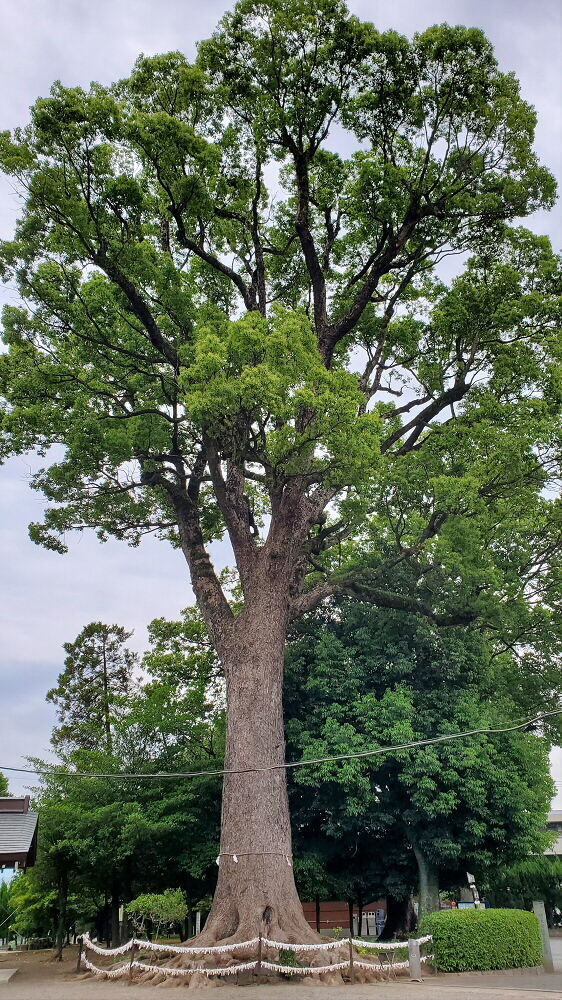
<box><xmin>0</xmin><ymin>0</ymin><xmax>561</xmax><ymax>804</ymax></box>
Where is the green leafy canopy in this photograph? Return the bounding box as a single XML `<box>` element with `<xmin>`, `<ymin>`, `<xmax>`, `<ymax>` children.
<box><xmin>0</xmin><ymin>0</ymin><xmax>559</xmax><ymax>638</ymax></box>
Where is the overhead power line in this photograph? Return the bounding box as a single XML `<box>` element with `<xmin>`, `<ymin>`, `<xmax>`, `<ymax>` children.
<box><xmin>1</xmin><ymin>709</ymin><xmax>561</xmax><ymax>782</ymax></box>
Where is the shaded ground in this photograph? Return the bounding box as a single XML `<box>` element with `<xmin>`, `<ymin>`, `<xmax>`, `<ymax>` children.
<box><xmin>2</xmin><ymin>945</ymin><xmax>562</xmax><ymax>999</ymax></box>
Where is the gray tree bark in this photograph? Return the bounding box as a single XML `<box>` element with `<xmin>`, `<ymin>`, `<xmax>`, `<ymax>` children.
<box><xmin>412</xmin><ymin>843</ymin><xmax>440</xmax><ymax>921</ymax></box>
<box><xmin>197</xmin><ymin>589</ymin><xmax>316</xmax><ymax>944</ymax></box>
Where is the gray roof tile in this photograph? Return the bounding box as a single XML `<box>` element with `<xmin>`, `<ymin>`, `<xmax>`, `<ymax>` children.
<box><xmin>0</xmin><ymin>811</ymin><xmax>38</xmax><ymax>854</ymax></box>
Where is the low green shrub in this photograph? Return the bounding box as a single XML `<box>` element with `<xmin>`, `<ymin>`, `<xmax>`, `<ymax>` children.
<box><xmin>419</xmin><ymin>908</ymin><xmax>542</xmax><ymax>972</ymax></box>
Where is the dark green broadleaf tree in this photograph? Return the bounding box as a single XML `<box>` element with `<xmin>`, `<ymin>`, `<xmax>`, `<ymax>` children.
<box><xmin>285</xmin><ymin>598</ymin><xmax>556</xmax><ymax>922</ymax></box>
<box><xmin>0</xmin><ymin>0</ymin><xmax>560</xmax><ymax>941</ymax></box>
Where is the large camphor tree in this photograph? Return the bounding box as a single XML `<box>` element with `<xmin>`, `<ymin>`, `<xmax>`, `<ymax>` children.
<box><xmin>0</xmin><ymin>0</ymin><xmax>560</xmax><ymax>943</ymax></box>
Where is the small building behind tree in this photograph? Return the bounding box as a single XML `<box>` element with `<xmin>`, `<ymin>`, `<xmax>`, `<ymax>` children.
<box><xmin>0</xmin><ymin>797</ymin><xmax>38</xmax><ymax>870</ymax></box>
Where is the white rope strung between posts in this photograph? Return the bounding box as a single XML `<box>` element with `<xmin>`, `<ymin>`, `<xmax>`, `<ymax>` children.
<box><xmin>82</xmin><ymin>956</ymin><xmax>131</xmax><ymax>979</ymax></box>
<box><xmin>355</xmin><ymin>958</ymin><xmax>410</xmax><ymax>971</ymax></box>
<box><xmin>263</xmin><ymin>936</ymin><xmax>346</xmax><ymax>951</ymax></box>
<box><xmin>351</xmin><ymin>938</ymin><xmax>406</xmax><ymax>950</ymax></box>
<box><xmin>351</xmin><ymin>934</ymin><xmax>432</xmax><ymax>949</ymax></box>
<box><xmin>145</xmin><ymin>936</ymin><xmax>260</xmax><ymax>954</ymax></box>
<box><xmin>130</xmin><ymin>959</ymin><xmax>259</xmax><ymax>977</ymax></box>
<box><xmin>82</xmin><ymin>934</ymin><xmax>132</xmax><ymax>957</ymax></box>
<box><xmin>81</xmin><ymin>931</ymin><xmax>260</xmax><ymax>956</ymax></box>
<box><xmin>82</xmin><ymin>951</ymin><xmax>434</xmax><ymax>979</ymax></box>
<box><xmin>81</xmin><ymin>931</ymin><xmax>432</xmax><ymax>958</ymax></box>
<box><xmin>261</xmin><ymin>959</ymin><xmax>350</xmax><ymax>975</ymax></box>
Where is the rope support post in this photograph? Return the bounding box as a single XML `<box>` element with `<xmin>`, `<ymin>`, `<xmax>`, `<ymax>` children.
<box><xmin>408</xmin><ymin>937</ymin><xmax>423</xmax><ymax>982</ymax></box>
<box><xmin>348</xmin><ymin>937</ymin><xmax>354</xmax><ymax>983</ymax></box>
<box><xmin>75</xmin><ymin>935</ymin><xmax>83</xmax><ymax>974</ymax></box>
<box><xmin>257</xmin><ymin>932</ymin><xmax>263</xmax><ymax>976</ymax></box>
<box><xmin>129</xmin><ymin>941</ymin><xmax>138</xmax><ymax>981</ymax></box>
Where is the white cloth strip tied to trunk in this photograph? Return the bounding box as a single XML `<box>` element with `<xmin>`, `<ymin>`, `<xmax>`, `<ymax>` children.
<box><xmin>416</xmin><ymin>935</ymin><xmax>433</xmax><ymax>946</ymax></box>
<box><xmin>262</xmin><ymin>936</ymin><xmax>347</xmax><ymax>951</ymax></box>
<box><xmin>82</xmin><ymin>957</ymin><xmax>131</xmax><ymax>978</ymax></box>
<box><xmin>130</xmin><ymin>960</ymin><xmax>258</xmax><ymax>977</ymax></box>
<box><xmin>261</xmin><ymin>960</ymin><xmax>350</xmax><ymax>975</ymax></box>
<box><xmin>421</xmin><ymin>954</ymin><xmax>434</xmax><ymax>963</ymax></box>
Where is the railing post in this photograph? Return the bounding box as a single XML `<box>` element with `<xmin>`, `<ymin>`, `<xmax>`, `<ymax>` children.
<box><xmin>75</xmin><ymin>935</ymin><xmax>83</xmax><ymax>973</ymax></box>
<box><xmin>129</xmin><ymin>940</ymin><xmax>138</xmax><ymax>981</ymax></box>
<box><xmin>348</xmin><ymin>937</ymin><xmax>354</xmax><ymax>983</ymax></box>
<box><xmin>256</xmin><ymin>932</ymin><xmax>262</xmax><ymax>976</ymax></box>
<box><xmin>408</xmin><ymin>938</ymin><xmax>423</xmax><ymax>982</ymax></box>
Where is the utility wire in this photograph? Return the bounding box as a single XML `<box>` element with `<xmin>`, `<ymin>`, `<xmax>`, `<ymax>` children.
<box><xmin>1</xmin><ymin>709</ymin><xmax>561</xmax><ymax>782</ymax></box>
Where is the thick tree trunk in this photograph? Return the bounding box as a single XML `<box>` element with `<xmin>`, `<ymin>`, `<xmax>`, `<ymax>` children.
<box><xmin>379</xmin><ymin>894</ymin><xmax>417</xmax><ymax>940</ymax></box>
<box><xmin>198</xmin><ymin>606</ymin><xmax>316</xmax><ymax>945</ymax></box>
<box><xmin>412</xmin><ymin>843</ymin><xmax>440</xmax><ymax>921</ymax></box>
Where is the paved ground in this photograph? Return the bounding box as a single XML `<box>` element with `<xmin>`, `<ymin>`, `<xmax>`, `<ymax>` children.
<box><xmin>2</xmin><ymin>945</ymin><xmax>562</xmax><ymax>999</ymax></box>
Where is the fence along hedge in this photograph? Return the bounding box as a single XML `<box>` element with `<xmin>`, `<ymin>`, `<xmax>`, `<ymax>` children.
<box><xmin>419</xmin><ymin>908</ymin><xmax>542</xmax><ymax>972</ymax></box>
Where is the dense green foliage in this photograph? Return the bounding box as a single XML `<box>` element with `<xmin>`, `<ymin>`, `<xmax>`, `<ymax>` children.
<box><xmin>285</xmin><ymin>597</ymin><xmax>554</xmax><ymax>918</ymax></box>
<box><xmin>486</xmin><ymin>857</ymin><xmax>562</xmax><ymax>926</ymax></box>
<box><xmin>0</xmin><ymin>773</ymin><xmax>8</xmax><ymax>796</ymax></box>
<box><xmin>420</xmin><ymin>908</ymin><xmax>542</xmax><ymax>972</ymax></box>
<box><xmin>126</xmin><ymin>889</ymin><xmax>188</xmax><ymax>935</ymax></box>
<box><xmin>0</xmin><ymin>0</ymin><xmax>559</xmax><ymax>642</ymax></box>
<box><xmin>12</xmin><ymin>619</ymin><xmax>222</xmax><ymax>948</ymax></box>
<box><xmin>1</xmin><ymin>0</ymin><xmax>560</xmax><ymax>933</ymax></box>
<box><xmin>47</xmin><ymin>623</ymin><xmax>136</xmax><ymax>753</ymax></box>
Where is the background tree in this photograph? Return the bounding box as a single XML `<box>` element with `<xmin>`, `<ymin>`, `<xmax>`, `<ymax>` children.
<box><xmin>46</xmin><ymin>623</ymin><xmax>136</xmax><ymax>753</ymax></box>
<box><xmin>17</xmin><ymin>614</ymin><xmax>222</xmax><ymax>950</ymax></box>
<box><xmin>486</xmin><ymin>857</ymin><xmax>562</xmax><ymax>927</ymax></box>
<box><xmin>0</xmin><ymin>0</ymin><xmax>559</xmax><ymax>942</ymax></box>
<box><xmin>0</xmin><ymin>773</ymin><xmax>8</xmax><ymax>796</ymax></box>
<box><xmin>0</xmin><ymin>881</ymin><xmax>12</xmax><ymax>945</ymax></box>
<box><xmin>285</xmin><ymin>596</ymin><xmax>556</xmax><ymax>923</ymax></box>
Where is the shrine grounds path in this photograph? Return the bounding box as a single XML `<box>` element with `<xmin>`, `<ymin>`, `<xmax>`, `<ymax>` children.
<box><xmin>2</xmin><ymin>945</ymin><xmax>562</xmax><ymax>999</ymax></box>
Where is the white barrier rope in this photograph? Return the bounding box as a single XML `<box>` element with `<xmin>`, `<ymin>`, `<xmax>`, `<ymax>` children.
<box><xmin>351</xmin><ymin>938</ymin><xmax>406</xmax><ymax>950</ymax></box>
<box><xmin>263</xmin><ymin>936</ymin><xmax>345</xmax><ymax>951</ymax></box>
<box><xmin>131</xmin><ymin>959</ymin><xmax>259</xmax><ymax>977</ymax></box>
<box><xmin>261</xmin><ymin>959</ymin><xmax>350</xmax><ymax>975</ymax></box>
<box><xmin>139</xmin><ymin>936</ymin><xmax>259</xmax><ymax>954</ymax></box>
<box><xmin>80</xmin><ymin>931</ymin><xmax>433</xmax><ymax>979</ymax></box>
<box><xmin>81</xmin><ymin>931</ymin><xmax>259</xmax><ymax>956</ymax></box>
<box><xmin>82</xmin><ymin>953</ymin><xmax>433</xmax><ymax>979</ymax></box>
<box><xmin>82</xmin><ymin>956</ymin><xmax>131</xmax><ymax>979</ymax></box>
<box><xmin>82</xmin><ymin>935</ymin><xmax>132</xmax><ymax>957</ymax></box>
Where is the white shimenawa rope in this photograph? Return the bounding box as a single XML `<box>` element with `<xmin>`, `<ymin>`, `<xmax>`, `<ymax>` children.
<box><xmin>131</xmin><ymin>960</ymin><xmax>259</xmax><ymax>977</ymax></box>
<box><xmin>261</xmin><ymin>959</ymin><xmax>350</xmax><ymax>974</ymax></box>
<box><xmin>82</xmin><ymin>957</ymin><xmax>131</xmax><ymax>979</ymax></box>
<box><xmin>263</xmin><ymin>936</ymin><xmax>345</xmax><ymax>951</ymax></box>
<box><xmin>81</xmin><ymin>932</ymin><xmax>433</xmax><ymax>979</ymax></box>
<box><xmin>82</xmin><ymin>932</ymin><xmax>259</xmax><ymax>956</ymax></box>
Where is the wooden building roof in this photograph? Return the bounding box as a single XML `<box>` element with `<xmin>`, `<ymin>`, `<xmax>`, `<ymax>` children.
<box><xmin>0</xmin><ymin>796</ymin><xmax>38</xmax><ymax>868</ymax></box>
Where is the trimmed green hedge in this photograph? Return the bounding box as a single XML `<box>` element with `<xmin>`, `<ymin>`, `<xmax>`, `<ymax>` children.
<box><xmin>419</xmin><ymin>908</ymin><xmax>542</xmax><ymax>972</ymax></box>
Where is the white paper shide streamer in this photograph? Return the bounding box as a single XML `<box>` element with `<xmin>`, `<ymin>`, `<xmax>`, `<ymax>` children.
<box><xmin>80</xmin><ymin>930</ymin><xmax>433</xmax><ymax>980</ymax></box>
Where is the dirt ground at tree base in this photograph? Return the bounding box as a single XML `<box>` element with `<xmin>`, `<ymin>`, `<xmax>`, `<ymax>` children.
<box><xmin>2</xmin><ymin>947</ymin><xmax>562</xmax><ymax>1000</ymax></box>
